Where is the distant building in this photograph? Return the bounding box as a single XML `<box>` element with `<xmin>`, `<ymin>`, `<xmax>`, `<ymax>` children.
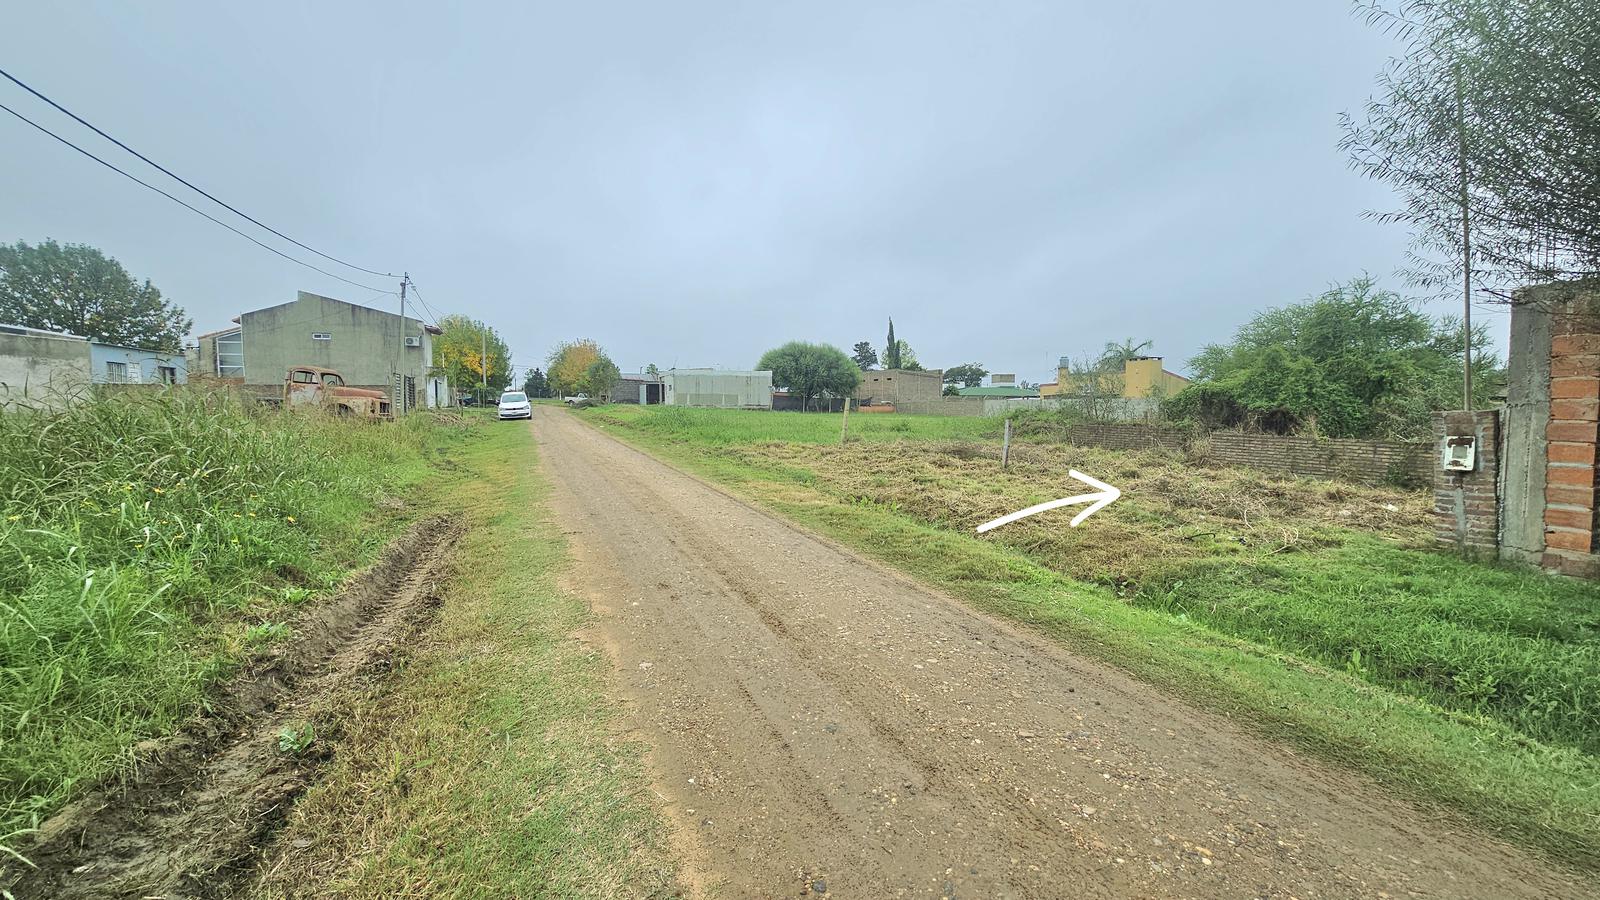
<box><xmin>662</xmin><ymin>368</ymin><xmax>772</xmax><ymax>409</ymax></box>
<box><xmin>854</xmin><ymin>368</ymin><xmax>944</xmax><ymax>406</ymax></box>
<box><xmin>0</xmin><ymin>324</ymin><xmax>91</xmax><ymax>409</ymax></box>
<box><xmin>194</xmin><ymin>291</ymin><xmax>448</xmax><ymax>411</ymax></box>
<box><xmin>956</xmin><ymin>385</ymin><xmax>1038</xmax><ymax>398</ymax></box>
<box><xmin>1039</xmin><ymin>355</ymin><xmax>1190</xmax><ymax>399</ymax></box>
<box><xmin>90</xmin><ymin>342</ymin><xmax>187</xmax><ymax>384</ymax></box>
<box><xmin>612</xmin><ymin>372</ymin><xmax>665</xmax><ymax>404</ymax></box>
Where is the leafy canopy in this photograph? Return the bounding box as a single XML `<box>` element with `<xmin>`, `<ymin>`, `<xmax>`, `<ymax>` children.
<box><xmin>884</xmin><ymin>339</ymin><xmax>922</xmax><ymax>371</ymax></box>
<box><xmin>1342</xmin><ymin>0</ymin><xmax>1600</xmax><ymax>290</ymax></box>
<box><xmin>579</xmin><ymin>355</ymin><xmax>621</xmax><ymax>401</ymax></box>
<box><xmin>433</xmin><ymin>315</ymin><xmax>513</xmax><ymax>396</ymax></box>
<box><xmin>757</xmin><ymin>341</ymin><xmax>861</xmax><ymax>410</ymax></box>
<box><xmin>1171</xmin><ymin>277</ymin><xmax>1500</xmax><ymax>438</ymax></box>
<box><xmin>942</xmin><ymin>363</ymin><xmax>988</xmax><ymax>388</ymax></box>
<box><xmin>0</xmin><ymin>239</ymin><xmax>191</xmax><ymax>351</ymax></box>
<box><xmin>546</xmin><ymin>338</ymin><xmax>619</xmax><ymax>400</ymax></box>
<box><xmin>520</xmin><ymin>367</ymin><xmax>552</xmax><ymax>398</ymax></box>
<box><xmin>850</xmin><ymin>341</ymin><xmax>878</xmax><ymax>371</ymax></box>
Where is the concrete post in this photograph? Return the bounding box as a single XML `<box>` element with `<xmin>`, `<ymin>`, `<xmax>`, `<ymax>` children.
<box><xmin>1433</xmin><ymin>409</ymin><xmax>1500</xmax><ymax>556</ymax></box>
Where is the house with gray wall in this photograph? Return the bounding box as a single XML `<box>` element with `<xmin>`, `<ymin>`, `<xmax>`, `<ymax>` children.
<box><xmin>0</xmin><ymin>324</ymin><xmax>91</xmax><ymax>409</ymax></box>
<box><xmin>662</xmin><ymin>368</ymin><xmax>772</xmax><ymax>409</ymax></box>
<box><xmin>612</xmin><ymin>372</ymin><xmax>664</xmax><ymax>404</ymax></box>
<box><xmin>90</xmin><ymin>342</ymin><xmax>187</xmax><ymax>384</ymax></box>
<box><xmin>194</xmin><ymin>291</ymin><xmax>447</xmax><ymax>409</ymax></box>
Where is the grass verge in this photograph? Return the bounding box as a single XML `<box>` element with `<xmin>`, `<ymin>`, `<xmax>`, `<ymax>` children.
<box><xmin>0</xmin><ymin>391</ymin><xmax>467</xmax><ymax>841</ymax></box>
<box><xmin>579</xmin><ymin>404</ymin><xmax>1600</xmax><ymax>870</ymax></box>
<box><xmin>250</xmin><ymin>416</ymin><xmax>679</xmax><ymax>898</ymax></box>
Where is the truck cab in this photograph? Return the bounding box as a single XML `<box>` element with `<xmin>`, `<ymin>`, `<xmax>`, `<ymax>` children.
<box><xmin>284</xmin><ymin>366</ymin><xmax>392</xmax><ymax>418</ymax></box>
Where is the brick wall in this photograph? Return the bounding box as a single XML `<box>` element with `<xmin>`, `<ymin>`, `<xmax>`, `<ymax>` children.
<box><xmin>1206</xmin><ymin>433</ymin><xmax>1431</xmax><ymax>487</ymax></box>
<box><xmin>1543</xmin><ymin>298</ymin><xmax>1600</xmax><ymax>577</ymax></box>
<box><xmin>1433</xmin><ymin>410</ymin><xmax>1501</xmax><ymax>554</ymax></box>
<box><xmin>1059</xmin><ymin>423</ymin><xmax>1431</xmax><ymax>487</ymax></box>
<box><xmin>1064</xmin><ymin>423</ymin><xmax>1189</xmax><ymax>452</ymax></box>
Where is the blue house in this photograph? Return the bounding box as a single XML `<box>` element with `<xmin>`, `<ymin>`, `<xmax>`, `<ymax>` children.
<box><xmin>89</xmin><ymin>342</ymin><xmax>187</xmax><ymax>384</ymax></box>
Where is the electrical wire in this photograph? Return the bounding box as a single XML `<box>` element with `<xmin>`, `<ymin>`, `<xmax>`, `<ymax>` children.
<box><xmin>0</xmin><ymin>65</ymin><xmax>397</xmax><ymax>278</ymax></box>
<box><xmin>0</xmin><ymin>99</ymin><xmax>393</xmax><ymax>294</ymax></box>
<box><xmin>403</xmin><ymin>278</ymin><xmax>445</xmax><ymax>328</ymax></box>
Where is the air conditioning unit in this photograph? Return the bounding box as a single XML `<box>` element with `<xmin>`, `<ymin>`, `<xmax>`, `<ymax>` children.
<box><xmin>403</xmin><ymin>336</ymin><xmax>422</xmax><ymax>347</ymax></box>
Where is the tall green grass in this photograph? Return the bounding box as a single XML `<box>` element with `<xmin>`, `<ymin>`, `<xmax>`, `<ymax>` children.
<box><xmin>1139</xmin><ymin>539</ymin><xmax>1600</xmax><ymax>754</ymax></box>
<box><xmin>583</xmin><ymin>404</ymin><xmax>1001</xmax><ymax>445</ymax></box>
<box><xmin>0</xmin><ymin>391</ymin><xmax>453</xmax><ymax>837</ymax></box>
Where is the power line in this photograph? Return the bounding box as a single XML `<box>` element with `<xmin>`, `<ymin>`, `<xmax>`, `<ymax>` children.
<box><xmin>404</xmin><ymin>278</ymin><xmax>445</xmax><ymax>328</ymax></box>
<box><xmin>0</xmin><ymin>65</ymin><xmax>396</xmax><ymax>278</ymax></box>
<box><xmin>0</xmin><ymin>99</ymin><xmax>392</xmax><ymax>294</ymax></box>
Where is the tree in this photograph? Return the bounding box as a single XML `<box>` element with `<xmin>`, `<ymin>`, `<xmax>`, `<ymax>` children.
<box><xmin>1098</xmin><ymin>338</ymin><xmax>1153</xmax><ymax>369</ymax></box>
<box><xmin>942</xmin><ymin>363</ymin><xmax>988</xmax><ymax>388</ymax></box>
<box><xmin>885</xmin><ymin>339</ymin><xmax>922</xmax><ymax>371</ymax></box>
<box><xmin>433</xmin><ymin>315</ymin><xmax>512</xmax><ymax>399</ymax></box>
<box><xmin>0</xmin><ymin>239</ymin><xmax>190</xmax><ymax>350</ymax></box>
<box><xmin>757</xmin><ymin>341</ymin><xmax>862</xmax><ymax>411</ymax></box>
<box><xmin>546</xmin><ymin>339</ymin><xmax>603</xmax><ymax>397</ymax></box>
<box><xmin>1060</xmin><ymin>355</ymin><xmax>1126</xmax><ymax>422</ymax></box>
<box><xmin>579</xmin><ymin>355</ymin><xmax>622</xmax><ymax>402</ymax></box>
<box><xmin>1341</xmin><ymin>1</ymin><xmax>1600</xmax><ymax>292</ymax></box>
<box><xmin>521</xmin><ymin>367</ymin><xmax>552</xmax><ymax>398</ymax></box>
<box><xmin>1169</xmin><ymin>278</ymin><xmax>1500</xmax><ymax>438</ymax></box>
<box><xmin>645</xmin><ymin>363</ymin><xmax>661</xmax><ymax>378</ymax></box>
<box><xmin>850</xmin><ymin>341</ymin><xmax>879</xmax><ymax>371</ymax></box>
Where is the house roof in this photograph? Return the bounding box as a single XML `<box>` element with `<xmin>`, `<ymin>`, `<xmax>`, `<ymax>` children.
<box><xmin>0</xmin><ymin>323</ymin><xmax>86</xmax><ymax>341</ymax></box>
<box><xmin>956</xmin><ymin>385</ymin><xmax>1039</xmax><ymax>397</ymax></box>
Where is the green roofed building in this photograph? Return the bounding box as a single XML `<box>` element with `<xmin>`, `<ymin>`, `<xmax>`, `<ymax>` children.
<box><xmin>955</xmin><ymin>385</ymin><xmax>1038</xmax><ymax>398</ymax></box>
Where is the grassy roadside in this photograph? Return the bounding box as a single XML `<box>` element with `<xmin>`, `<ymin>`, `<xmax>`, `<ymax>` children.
<box><xmin>578</xmin><ymin>405</ymin><xmax>1600</xmax><ymax>869</ymax></box>
<box><xmin>252</xmin><ymin>417</ymin><xmax>679</xmax><ymax>898</ymax></box>
<box><xmin>0</xmin><ymin>392</ymin><xmax>465</xmax><ymax>843</ymax></box>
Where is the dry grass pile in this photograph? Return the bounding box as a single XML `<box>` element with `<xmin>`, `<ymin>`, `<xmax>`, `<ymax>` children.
<box><xmin>737</xmin><ymin>440</ymin><xmax>1430</xmax><ymax>586</ymax></box>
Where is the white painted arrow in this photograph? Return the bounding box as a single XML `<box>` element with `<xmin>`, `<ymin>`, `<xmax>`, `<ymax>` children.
<box><xmin>976</xmin><ymin>470</ymin><xmax>1121</xmax><ymax>533</ymax></box>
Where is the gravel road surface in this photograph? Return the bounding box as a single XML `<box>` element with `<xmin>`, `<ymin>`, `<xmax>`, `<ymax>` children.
<box><xmin>533</xmin><ymin>407</ymin><xmax>1587</xmax><ymax>899</ymax></box>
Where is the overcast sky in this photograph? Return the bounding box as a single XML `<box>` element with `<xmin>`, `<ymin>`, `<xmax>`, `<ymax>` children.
<box><xmin>0</xmin><ymin>2</ymin><xmax>1508</xmax><ymax>382</ymax></box>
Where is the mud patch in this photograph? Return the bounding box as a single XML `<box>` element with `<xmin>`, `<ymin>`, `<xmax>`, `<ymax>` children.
<box><xmin>3</xmin><ymin>516</ymin><xmax>463</xmax><ymax>900</ymax></box>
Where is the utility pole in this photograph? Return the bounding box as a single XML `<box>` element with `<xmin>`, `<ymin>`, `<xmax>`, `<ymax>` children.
<box><xmin>1456</xmin><ymin>68</ymin><xmax>1473</xmax><ymax>411</ymax></box>
<box><xmin>396</xmin><ymin>273</ymin><xmax>408</xmax><ymax>416</ymax></box>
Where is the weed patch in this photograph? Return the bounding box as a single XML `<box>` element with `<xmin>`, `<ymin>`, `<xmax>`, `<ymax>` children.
<box><xmin>0</xmin><ymin>391</ymin><xmax>471</xmax><ymax>838</ymax></box>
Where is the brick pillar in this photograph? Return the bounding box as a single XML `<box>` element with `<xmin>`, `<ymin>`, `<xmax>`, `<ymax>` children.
<box><xmin>1433</xmin><ymin>410</ymin><xmax>1500</xmax><ymax>555</ymax></box>
<box><xmin>1542</xmin><ymin>297</ymin><xmax>1600</xmax><ymax>578</ymax></box>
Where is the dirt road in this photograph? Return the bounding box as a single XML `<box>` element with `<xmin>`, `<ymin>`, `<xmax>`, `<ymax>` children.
<box><xmin>534</xmin><ymin>407</ymin><xmax>1588</xmax><ymax>899</ymax></box>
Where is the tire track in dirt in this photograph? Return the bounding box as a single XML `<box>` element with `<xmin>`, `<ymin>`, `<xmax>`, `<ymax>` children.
<box><xmin>537</xmin><ymin>407</ymin><xmax>1592</xmax><ymax>899</ymax></box>
<box><xmin>4</xmin><ymin>516</ymin><xmax>462</xmax><ymax>900</ymax></box>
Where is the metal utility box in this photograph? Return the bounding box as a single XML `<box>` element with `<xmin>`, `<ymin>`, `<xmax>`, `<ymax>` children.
<box><xmin>1442</xmin><ymin>434</ymin><xmax>1477</xmax><ymax>472</ymax></box>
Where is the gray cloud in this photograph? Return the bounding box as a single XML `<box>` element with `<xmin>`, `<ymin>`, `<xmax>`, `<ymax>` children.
<box><xmin>1</xmin><ymin>1</ymin><xmax>1501</xmax><ymax>383</ymax></box>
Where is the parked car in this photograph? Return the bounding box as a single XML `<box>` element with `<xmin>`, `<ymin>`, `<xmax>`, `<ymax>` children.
<box><xmin>497</xmin><ymin>391</ymin><xmax>532</xmax><ymax>420</ymax></box>
<box><xmin>562</xmin><ymin>393</ymin><xmax>590</xmax><ymax>406</ymax></box>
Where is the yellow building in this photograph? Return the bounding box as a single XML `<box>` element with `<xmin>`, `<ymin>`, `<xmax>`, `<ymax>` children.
<box><xmin>1038</xmin><ymin>356</ymin><xmax>1190</xmax><ymax>399</ymax></box>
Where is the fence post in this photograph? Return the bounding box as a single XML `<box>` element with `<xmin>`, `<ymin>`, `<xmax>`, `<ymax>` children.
<box><xmin>1002</xmin><ymin>417</ymin><xmax>1012</xmax><ymax>469</ymax></box>
<box><xmin>841</xmin><ymin>397</ymin><xmax>850</xmax><ymax>444</ymax></box>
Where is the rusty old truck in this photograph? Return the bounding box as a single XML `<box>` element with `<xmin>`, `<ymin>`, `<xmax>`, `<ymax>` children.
<box><xmin>275</xmin><ymin>366</ymin><xmax>392</xmax><ymax>418</ymax></box>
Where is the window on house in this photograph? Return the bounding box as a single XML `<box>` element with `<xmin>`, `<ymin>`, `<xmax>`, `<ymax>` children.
<box><xmin>157</xmin><ymin>365</ymin><xmax>177</xmax><ymax>384</ymax></box>
<box><xmin>215</xmin><ymin>331</ymin><xmax>244</xmax><ymax>376</ymax></box>
<box><xmin>312</xmin><ymin>332</ymin><xmax>332</xmax><ymax>341</ymax></box>
<box><xmin>105</xmin><ymin>361</ymin><xmax>128</xmax><ymax>383</ymax></box>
